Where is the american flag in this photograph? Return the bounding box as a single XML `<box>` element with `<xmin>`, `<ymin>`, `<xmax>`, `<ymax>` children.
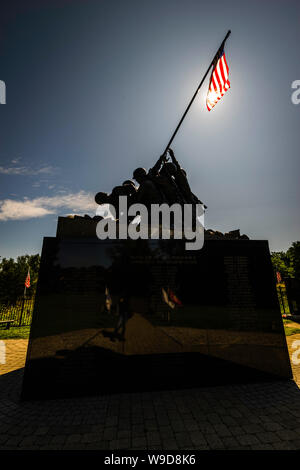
<box><xmin>105</xmin><ymin>286</ymin><xmax>112</xmax><ymax>312</ymax></box>
<box><xmin>162</xmin><ymin>287</ymin><xmax>182</xmax><ymax>309</ymax></box>
<box><xmin>276</xmin><ymin>271</ymin><xmax>282</xmax><ymax>284</ymax></box>
<box><xmin>167</xmin><ymin>288</ymin><xmax>183</xmax><ymax>307</ymax></box>
<box><xmin>162</xmin><ymin>288</ymin><xmax>175</xmax><ymax>309</ymax></box>
<box><xmin>206</xmin><ymin>49</ymin><xmax>230</xmax><ymax>111</ymax></box>
<box><xmin>25</xmin><ymin>269</ymin><xmax>30</xmax><ymax>288</ymax></box>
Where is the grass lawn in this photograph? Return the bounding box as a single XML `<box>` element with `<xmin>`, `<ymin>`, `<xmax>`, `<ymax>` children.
<box><xmin>0</xmin><ymin>318</ymin><xmax>298</xmax><ymax>339</ymax></box>
<box><xmin>283</xmin><ymin>319</ymin><xmax>300</xmax><ymax>336</ymax></box>
<box><xmin>0</xmin><ymin>326</ymin><xmax>30</xmax><ymax>340</ymax></box>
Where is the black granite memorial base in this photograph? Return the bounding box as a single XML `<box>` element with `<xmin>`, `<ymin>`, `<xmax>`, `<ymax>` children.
<box><xmin>22</xmin><ymin>351</ymin><xmax>288</xmax><ymax>401</ymax></box>
<box><xmin>21</xmin><ymin>233</ymin><xmax>292</xmax><ymax>400</ymax></box>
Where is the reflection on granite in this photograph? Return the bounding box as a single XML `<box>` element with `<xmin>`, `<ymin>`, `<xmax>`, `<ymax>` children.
<box><xmin>22</xmin><ymin>236</ymin><xmax>292</xmax><ymax>400</ymax></box>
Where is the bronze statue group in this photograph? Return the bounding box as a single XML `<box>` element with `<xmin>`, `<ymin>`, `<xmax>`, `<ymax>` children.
<box><xmin>93</xmin><ymin>148</ymin><xmax>249</xmax><ymax>241</ymax></box>
<box><xmin>95</xmin><ymin>148</ymin><xmax>207</xmax><ymax>221</ymax></box>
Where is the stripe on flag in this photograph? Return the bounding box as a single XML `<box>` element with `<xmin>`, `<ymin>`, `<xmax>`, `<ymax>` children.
<box><xmin>206</xmin><ymin>49</ymin><xmax>230</xmax><ymax>111</ymax></box>
<box><xmin>167</xmin><ymin>288</ymin><xmax>183</xmax><ymax>307</ymax></box>
<box><xmin>25</xmin><ymin>269</ymin><xmax>30</xmax><ymax>288</ymax></box>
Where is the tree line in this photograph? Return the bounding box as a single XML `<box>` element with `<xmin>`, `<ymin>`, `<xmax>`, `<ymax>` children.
<box><xmin>0</xmin><ymin>254</ymin><xmax>40</xmax><ymax>305</ymax></box>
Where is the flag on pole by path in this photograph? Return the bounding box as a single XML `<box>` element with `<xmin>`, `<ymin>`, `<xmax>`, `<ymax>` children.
<box><xmin>167</xmin><ymin>288</ymin><xmax>183</xmax><ymax>307</ymax></box>
<box><xmin>276</xmin><ymin>272</ymin><xmax>282</xmax><ymax>284</ymax></box>
<box><xmin>25</xmin><ymin>269</ymin><xmax>30</xmax><ymax>288</ymax></box>
<box><xmin>162</xmin><ymin>288</ymin><xmax>182</xmax><ymax>309</ymax></box>
<box><xmin>162</xmin><ymin>288</ymin><xmax>175</xmax><ymax>309</ymax></box>
<box><xmin>206</xmin><ymin>48</ymin><xmax>230</xmax><ymax>111</ymax></box>
<box><xmin>105</xmin><ymin>286</ymin><xmax>112</xmax><ymax>312</ymax></box>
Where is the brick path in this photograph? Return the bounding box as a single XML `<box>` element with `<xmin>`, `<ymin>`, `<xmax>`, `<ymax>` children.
<box><xmin>0</xmin><ymin>340</ymin><xmax>28</xmax><ymax>376</ymax></box>
<box><xmin>0</xmin><ymin>335</ymin><xmax>300</xmax><ymax>450</ymax></box>
<box><xmin>287</xmin><ymin>334</ymin><xmax>300</xmax><ymax>385</ymax></box>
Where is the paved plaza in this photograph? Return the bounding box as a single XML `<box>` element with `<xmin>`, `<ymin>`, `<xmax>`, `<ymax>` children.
<box><xmin>0</xmin><ymin>336</ymin><xmax>300</xmax><ymax>450</ymax></box>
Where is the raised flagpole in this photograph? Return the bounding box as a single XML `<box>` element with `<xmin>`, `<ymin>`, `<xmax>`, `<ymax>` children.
<box><xmin>162</xmin><ymin>30</ymin><xmax>231</xmax><ymax>155</ymax></box>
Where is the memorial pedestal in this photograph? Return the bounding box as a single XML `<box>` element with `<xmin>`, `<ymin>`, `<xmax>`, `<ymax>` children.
<box><xmin>21</xmin><ymin>218</ymin><xmax>292</xmax><ymax>400</ymax></box>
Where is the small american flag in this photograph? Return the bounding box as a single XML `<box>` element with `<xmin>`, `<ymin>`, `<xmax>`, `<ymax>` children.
<box><xmin>105</xmin><ymin>286</ymin><xmax>112</xmax><ymax>312</ymax></box>
<box><xmin>25</xmin><ymin>269</ymin><xmax>30</xmax><ymax>288</ymax></box>
<box><xmin>167</xmin><ymin>288</ymin><xmax>183</xmax><ymax>307</ymax></box>
<box><xmin>206</xmin><ymin>49</ymin><xmax>230</xmax><ymax>111</ymax></box>
<box><xmin>162</xmin><ymin>288</ymin><xmax>175</xmax><ymax>309</ymax></box>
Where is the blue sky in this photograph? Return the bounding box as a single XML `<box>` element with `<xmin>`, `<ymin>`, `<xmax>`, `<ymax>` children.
<box><xmin>0</xmin><ymin>0</ymin><xmax>299</xmax><ymax>259</ymax></box>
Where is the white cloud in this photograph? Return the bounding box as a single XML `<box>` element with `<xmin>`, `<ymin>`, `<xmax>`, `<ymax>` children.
<box><xmin>0</xmin><ymin>165</ymin><xmax>57</xmax><ymax>176</ymax></box>
<box><xmin>0</xmin><ymin>191</ymin><xmax>96</xmax><ymax>221</ymax></box>
<box><xmin>11</xmin><ymin>158</ymin><xmax>21</xmax><ymax>164</ymax></box>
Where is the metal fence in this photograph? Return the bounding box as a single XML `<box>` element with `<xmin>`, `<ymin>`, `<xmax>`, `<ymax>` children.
<box><xmin>276</xmin><ymin>283</ymin><xmax>291</xmax><ymax>315</ymax></box>
<box><xmin>0</xmin><ymin>298</ymin><xmax>34</xmax><ymax>327</ymax></box>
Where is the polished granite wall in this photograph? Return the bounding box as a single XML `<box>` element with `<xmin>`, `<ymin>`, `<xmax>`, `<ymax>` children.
<box><xmin>21</xmin><ymin>236</ymin><xmax>292</xmax><ymax>400</ymax></box>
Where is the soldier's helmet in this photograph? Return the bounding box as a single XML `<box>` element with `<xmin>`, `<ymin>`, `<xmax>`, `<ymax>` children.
<box><xmin>95</xmin><ymin>192</ymin><xmax>109</xmax><ymax>205</ymax></box>
<box><xmin>122</xmin><ymin>180</ymin><xmax>137</xmax><ymax>195</ymax></box>
<box><xmin>111</xmin><ymin>185</ymin><xmax>126</xmax><ymax>196</ymax></box>
<box><xmin>122</xmin><ymin>180</ymin><xmax>136</xmax><ymax>188</ymax></box>
<box><xmin>132</xmin><ymin>167</ymin><xmax>147</xmax><ymax>182</ymax></box>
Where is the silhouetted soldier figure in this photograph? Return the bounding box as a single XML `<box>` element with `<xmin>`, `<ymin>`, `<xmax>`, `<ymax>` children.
<box><xmin>122</xmin><ymin>180</ymin><xmax>137</xmax><ymax>194</ymax></box>
<box><xmin>155</xmin><ymin>161</ymin><xmax>185</xmax><ymax>205</ymax></box>
<box><xmin>110</xmin><ymin>186</ymin><xmax>125</xmax><ymax>219</ymax></box>
<box><xmin>95</xmin><ymin>181</ymin><xmax>137</xmax><ymax>220</ymax></box>
<box><xmin>94</xmin><ymin>191</ymin><xmax>111</xmax><ymax>219</ymax></box>
<box><xmin>167</xmin><ymin>148</ymin><xmax>207</xmax><ymax>209</ymax></box>
<box><xmin>132</xmin><ymin>163</ymin><xmax>166</xmax><ymax>210</ymax></box>
<box><xmin>110</xmin><ymin>182</ymin><xmax>138</xmax><ymax>219</ymax></box>
<box><xmin>95</xmin><ymin>191</ymin><xmax>110</xmax><ymax>206</ymax></box>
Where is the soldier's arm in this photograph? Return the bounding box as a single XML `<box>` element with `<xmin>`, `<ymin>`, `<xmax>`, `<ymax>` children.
<box><xmin>168</xmin><ymin>148</ymin><xmax>180</xmax><ymax>170</ymax></box>
<box><xmin>149</xmin><ymin>153</ymin><xmax>166</xmax><ymax>176</ymax></box>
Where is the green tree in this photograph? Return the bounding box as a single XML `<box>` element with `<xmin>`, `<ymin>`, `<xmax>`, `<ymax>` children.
<box><xmin>287</xmin><ymin>241</ymin><xmax>300</xmax><ymax>281</ymax></box>
<box><xmin>271</xmin><ymin>251</ymin><xmax>293</xmax><ymax>279</ymax></box>
<box><xmin>0</xmin><ymin>254</ymin><xmax>40</xmax><ymax>305</ymax></box>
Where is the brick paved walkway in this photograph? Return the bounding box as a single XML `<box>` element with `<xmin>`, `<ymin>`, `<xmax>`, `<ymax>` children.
<box><xmin>0</xmin><ymin>340</ymin><xmax>28</xmax><ymax>376</ymax></box>
<box><xmin>0</xmin><ymin>336</ymin><xmax>300</xmax><ymax>450</ymax></box>
<box><xmin>287</xmin><ymin>334</ymin><xmax>300</xmax><ymax>385</ymax></box>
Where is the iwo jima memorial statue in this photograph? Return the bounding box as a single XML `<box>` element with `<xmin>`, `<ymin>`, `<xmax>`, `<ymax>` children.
<box><xmin>22</xmin><ymin>31</ymin><xmax>292</xmax><ymax>400</ymax></box>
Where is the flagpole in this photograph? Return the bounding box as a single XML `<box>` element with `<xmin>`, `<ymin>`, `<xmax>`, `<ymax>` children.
<box><xmin>21</xmin><ymin>269</ymin><xmax>29</xmax><ymax>326</ymax></box>
<box><xmin>162</xmin><ymin>30</ymin><xmax>231</xmax><ymax>155</ymax></box>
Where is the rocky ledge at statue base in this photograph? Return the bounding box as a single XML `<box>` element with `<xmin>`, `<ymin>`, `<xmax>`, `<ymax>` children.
<box><xmin>56</xmin><ymin>215</ymin><xmax>250</xmax><ymax>240</ymax></box>
<box><xmin>21</xmin><ymin>217</ymin><xmax>292</xmax><ymax>400</ymax></box>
